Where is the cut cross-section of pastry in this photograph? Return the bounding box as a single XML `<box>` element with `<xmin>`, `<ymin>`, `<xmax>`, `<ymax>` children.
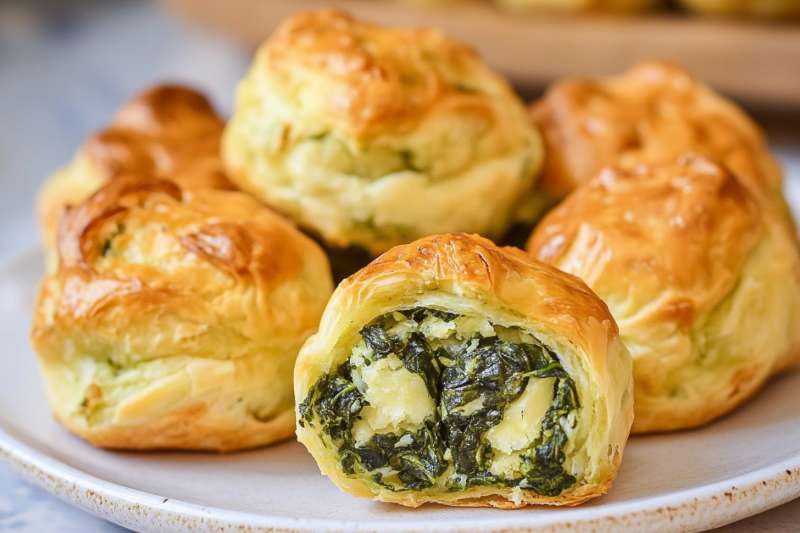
<box><xmin>295</xmin><ymin>233</ymin><xmax>632</xmax><ymax>507</ymax></box>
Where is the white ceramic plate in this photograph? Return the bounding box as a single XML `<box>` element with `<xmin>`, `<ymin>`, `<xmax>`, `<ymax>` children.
<box><xmin>1</xmin><ymin>250</ymin><xmax>800</xmax><ymax>532</ymax></box>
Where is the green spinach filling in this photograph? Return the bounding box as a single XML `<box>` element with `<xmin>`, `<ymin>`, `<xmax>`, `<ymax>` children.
<box><xmin>99</xmin><ymin>223</ymin><xmax>125</xmax><ymax>257</ymax></box>
<box><xmin>299</xmin><ymin>308</ymin><xmax>579</xmax><ymax>495</ymax></box>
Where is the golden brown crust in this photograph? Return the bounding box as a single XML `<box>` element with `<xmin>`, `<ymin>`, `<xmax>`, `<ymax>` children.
<box><xmin>328</xmin><ymin>476</ymin><xmax>614</xmax><ymax>509</ymax></box>
<box><xmin>295</xmin><ymin>233</ymin><xmax>633</xmax><ymax>507</ymax></box>
<box><xmin>84</xmin><ymin>85</ymin><xmax>232</xmax><ymax>190</ymax></box>
<box><xmin>37</xmin><ymin>85</ymin><xmax>234</xmax><ymax>271</ymax></box>
<box><xmin>54</xmin><ymin>176</ymin><xmax>303</xmax><ymax>292</ymax></box>
<box><xmin>56</xmin><ymin>178</ymin><xmax>182</xmax><ymax>271</ymax></box>
<box><xmin>33</xmin><ymin>176</ymin><xmax>333</xmax><ymax>451</ymax></box>
<box><xmin>51</xmin><ymin>400</ymin><xmax>296</xmax><ymax>453</ymax></box>
<box><xmin>44</xmin><ymin>175</ymin><xmax>324</xmax><ymax>343</ymax></box>
<box><xmin>529</xmin><ymin>156</ymin><xmax>761</xmax><ymax>313</ymax></box>
<box><xmin>527</xmin><ymin>155</ymin><xmax>800</xmax><ymax>432</ymax></box>
<box><xmin>530</xmin><ymin>61</ymin><xmax>782</xmax><ymax>201</ymax></box>
<box><xmin>346</xmin><ymin>234</ymin><xmax>619</xmax><ymax>349</ymax></box>
<box><xmin>263</xmin><ymin>9</ymin><xmax>491</xmax><ymax>139</ymax></box>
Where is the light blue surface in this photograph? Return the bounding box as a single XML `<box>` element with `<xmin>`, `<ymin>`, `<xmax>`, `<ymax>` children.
<box><xmin>0</xmin><ymin>462</ymin><xmax>124</xmax><ymax>532</ymax></box>
<box><xmin>0</xmin><ymin>0</ymin><xmax>248</xmax><ymax>265</ymax></box>
<box><xmin>0</xmin><ymin>1</ymin><xmax>246</xmax><ymax>531</ymax></box>
<box><xmin>0</xmin><ymin>1</ymin><xmax>798</xmax><ymax>531</ymax></box>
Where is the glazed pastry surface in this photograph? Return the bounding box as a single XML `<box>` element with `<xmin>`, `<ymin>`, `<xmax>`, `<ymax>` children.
<box><xmin>37</xmin><ymin>85</ymin><xmax>233</xmax><ymax>271</ymax></box>
<box><xmin>529</xmin><ymin>61</ymin><xmax>783</xmax><ymax>207</ymax></box>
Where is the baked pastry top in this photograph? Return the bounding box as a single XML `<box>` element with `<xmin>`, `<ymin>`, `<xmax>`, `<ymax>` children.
<box><xmin>530</xmin><ymin>61</ymin><xmax>782</xmax><ymax>203</ymax></box>
<box><xmin>37</xmin><ymin>85</ymin><xmax>233</xmax><ymax>271</ymax></box>
<box><xmin>223</xmin><ymin>9</ymin><xmax>541</xmax><ymax>255</ymax></box>
<box><xmin>296</xmin><ymin>233</ymin><xmax>632</xmax><ymax>507</ymax></box>
<box><xmin>31</xmin><ymin>176</ymin><xmax>333</xmax><ymax>451</ymax></box>
<box><xmin>83</xmin><ymin>85</ymin><xmax>230</xmax><ymax>189</ymax></box>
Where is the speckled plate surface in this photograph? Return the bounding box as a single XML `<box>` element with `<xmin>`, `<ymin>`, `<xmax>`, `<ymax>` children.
<box><xmin>1</xmin><ymin>250</ymin><xmax>799</xmax><ymax>533</ymax></box>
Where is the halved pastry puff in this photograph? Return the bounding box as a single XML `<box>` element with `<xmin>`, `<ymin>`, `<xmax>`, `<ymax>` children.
<box><xmin>31</xmin><ymin>176</ymin><xmax>333</xmax><ymax>451</ymax></box>
<box><xmin>295</xmin><ymin>233</ymin><xmax>633</xmax><ymax>507</ymax></box>
<box><xmin>528</xmin><ymin>155</ymin><xmax>800</xmax><ymax>433</ymax></box>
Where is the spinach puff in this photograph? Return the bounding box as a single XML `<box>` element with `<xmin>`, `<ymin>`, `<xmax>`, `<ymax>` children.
<box><xmin>223</xmin><ymin>10</ymin><xmax>541</xmax><ymax>255</ymax></box>
<box><xmin>295</xmin><ymin>233</ymin><xmax>633</xmax><ymax>507</ymax></box>
<box><xmin>528</xmin><ymin>155</ymin><xmax>800</xmax><ymax>433</ymax></box>
<box><xmin>31</xmin><ymin>176</ymin><xmax>333</xmax><ymax>451</ymax></box>
<box><xmin>37</xmin><ymin>84</ymin><xmax>233</xmax><ymax>272</ymax></box>
<box><xmin>529</xmin><ymin>61</ymin><xmax>785</xmax><ymax>214</ymax></box>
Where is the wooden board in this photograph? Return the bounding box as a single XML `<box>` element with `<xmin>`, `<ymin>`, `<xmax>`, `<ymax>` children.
<box><xmin>163</xmin><ymin>0</ymin><xmax>800</xmax><ymax>109</ymax></box>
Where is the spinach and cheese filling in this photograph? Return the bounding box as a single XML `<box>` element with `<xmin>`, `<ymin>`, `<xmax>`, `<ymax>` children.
<box><xmin>299</xmin><ymin>308</ymin><xmax>579</xmax><ymax>495</ymax></box>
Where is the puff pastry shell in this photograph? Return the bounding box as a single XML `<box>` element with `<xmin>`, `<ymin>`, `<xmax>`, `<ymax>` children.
<box><xmin>295</xmin><ymin>233</ymin><xmax>632</xmax><ymax>506</ymax></box>
<box><xmin>31</xmin><ymin>177</ymin><xmax>333</xmax><ymax>451</ymax></box>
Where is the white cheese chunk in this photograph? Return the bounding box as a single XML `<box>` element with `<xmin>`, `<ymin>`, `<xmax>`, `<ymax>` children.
<box><xmin>489</xmin><ymin>452</ymin><xmax>522</xmax><ymax>478</ymax></box>
<box><xmin>419</xmin><ymin>316</ymin><xmax>456</xmax><ymax>339</ymax></box>
<box><xmin>453</xmin><ymin>395</ymin><xmax>484</xmax><ymax>416</ymax></box>
<box><xmin>352</xmin><ymin>355</ymin><xmax>435</xmax><ymax>444</ymax></box>
<box><xmin>387</xmin><ymin>318</ymin><xmax>418</xmax><ymax>341</ymax></box>
<box><xmin>486</xmin><ymin>377</ymin><xmax>555</xmax><ymax>454</ymax></box>
<box><xmin>349</xmin><ymin>341</ymin><xmax>374</xmax><ymax>368</ymax></box>
<box><xmin>454</xmin><ymin>316</ymin><xmax>495</xmax><ymax>339</ymax></box>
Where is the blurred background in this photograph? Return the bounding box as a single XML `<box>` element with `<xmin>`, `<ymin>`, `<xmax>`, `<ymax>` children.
<box><xmin>0</xmin><ymin>0</ymin><xmax>798</xmax><ymax>530</ymax></box>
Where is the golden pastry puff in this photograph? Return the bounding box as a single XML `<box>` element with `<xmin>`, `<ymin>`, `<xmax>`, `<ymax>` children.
<box><xmin>679</xmin><ymin>0</ymin><xmax>800</xmax><ymax>17</ymax></box>
<box><xmin>223</xmin><ymin>9</ymin><xmax>542</xmax><ymax>255</ymax></box>
<box><xmin>31</xmin><ymin>176</ymin><xmax>333</xmax><ymax>451</ymax></box>
<box><xmin>295</xmin><ymin>233</ymin><xmax>633</xmax><ymax>507</ymax></box>
<box><xmin>37</xmin><ymin>84</ymin><xmax>234</xmax><ymax>272</ymax></box>
<box><xmin>496</xmin><ymin>0</ymin><xmax>658</xmax><ymax>13</ymax></box>
<box><xmin>528</xmin><ymin>155</ymin><xmax>800</xmax><ymax>433</ymax></box>
<box><xmin>528</xmin><ymin>61</ymin><xmax>785</xmax><ymax>215</ymax></box>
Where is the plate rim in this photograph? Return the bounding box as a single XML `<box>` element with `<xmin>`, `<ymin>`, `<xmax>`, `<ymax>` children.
<box><xmin>4</xmin><ymin>247</ymin><xmax>800</xmax><ymax>532</ymax></box>
<box><xmin>3</xmin><ymin>419</ymin><xmax>800</xmax><ymax>533</ymax></box>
